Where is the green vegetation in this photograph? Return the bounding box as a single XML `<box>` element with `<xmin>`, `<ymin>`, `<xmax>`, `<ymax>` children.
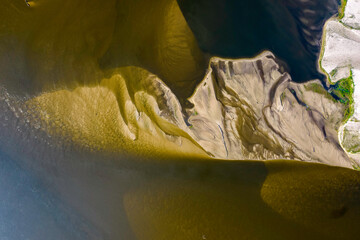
<box><xmin>305</xmin><ymin>72</ymin><xmax>354</xmax><ymax>123</ymax></box>
<box><xmin>349</xmin><ymin>144</ymin><xmax>360</xmax><ymax>153</ymax></box>
<box><xmin>317</xmin><ymin>0</ymin><xmax>348</xmax><ymax>81</ymax></box>
<box><xmin>353</xmin><ymin>165</ymin><xmax>360</xmax><ymax>171</ymax></box>
<box><xmin>331</xmin><ymin>72</ymin><xmax>354</xmax><ymax>122</ymax></box>
<box><xmin>280</xmin><ymin>92</ymin><xmax>286</xmax><ymax>104</ymax></box>
<box><xmin>339</xmin><ymin>0</ymin><xmax>348</xmax><ymax>19</ymax></box>
<box><xmin>330</xmin><ymin>68</ymin><xmax>338</xmax><ymax>77</ymax></box>
<box><xmin>305</xmin><ymin>83</ymin><xmax>336</xmax><ymax>102</ymax></box>
<box><xmin>342</xmin><ymin>127</ymin><xmax>360</xmax><ymax>153</ymax></box>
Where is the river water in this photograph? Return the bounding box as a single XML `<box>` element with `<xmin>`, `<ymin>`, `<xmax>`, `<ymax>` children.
<box><xmin>178</xmin><ymin>0</ymin><xmax>340</xmax><ymax>83</ymax></box>
<box><xmin>1</xmin><ymin>0</ymin><xmax>360</xmax><ymax>239</ymax></box>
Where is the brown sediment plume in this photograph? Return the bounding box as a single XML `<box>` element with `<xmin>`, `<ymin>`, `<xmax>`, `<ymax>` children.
<box><xmin>123</xmin><ymin>159</ymin><xmax>360</xmax><ymax>240</ymax></box>
<box><xmin>0</xmin><ymin>0</ymin><xmax>356</xmax><ymax>168</ymax></box>
<box><xmin>0</xmin><ymin>0</ymin><xmax>208</xmax><ymax>158</ymax></box>
<box><xmin>25</xmin><ymin>66</ymin><xmax>208</xmax><ymax>158</ymax></box>
<box><xmin>0</xmin><ymin>0</ymin><xmax>206</xmax><ymax>101</ymax></box>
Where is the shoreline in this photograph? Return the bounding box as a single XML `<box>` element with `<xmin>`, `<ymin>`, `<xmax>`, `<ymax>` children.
<box><xmin>319</xmin><ymin>0</ymin><xmax>360</xmax><ymax>165</ymax></box>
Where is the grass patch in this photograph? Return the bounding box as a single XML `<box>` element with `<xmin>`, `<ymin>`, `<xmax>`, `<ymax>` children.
<box><xmin>305</xmin><ymin>83</ymin><xmax>336</xmax><ymax>102</ymax></box>
<box><xmin>339</xmin><ymin>0</ymin><xmax>348</xmax><ymax>19</ymax></box>
<box><xmin>330</xmin><ymin>72</ymin><xmax>354</xmax><ymax>122</ymax></box>
<box><xmin>342</xmin><ymin>127</ymin><xmax>360</xmax><ymax>153</ymax></box>
<box><xmin>306</xmin><ymin>72</ymin><xmax>354</xmax><ymax>123</ymax></box>
<box><xmin>280</xmin><ymin>92</ymin><xmax>286</xmax><ymax>104</ymax></box>
<box><xmin>353</xmin><ymin>164</ymin><xmax>360</xmax><ymax>171</ymax></box>
<box><xmin>330</xmin><ymin>68</ymin><xmax>338</xmax><ymax>77</ymax></box>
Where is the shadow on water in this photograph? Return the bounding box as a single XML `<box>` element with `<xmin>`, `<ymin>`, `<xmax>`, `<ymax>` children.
<box><xmin>0</xmin><ymin>87</ymin><xmax>359</xmax><ymax>240</ymax></box>
<box><xmin>2</xmin><ymin>139</ymin><xmax>360</xmax><ymax>240</ymax></box>
<box><xmin>120</xmin><ymin>158</ymin><xmax>360</xmax><ymax>240</ymax></box>
<box><xmin>177</xmin><ymin>0</ymin><xmax>340</xmax><ymax>83</ymax></box>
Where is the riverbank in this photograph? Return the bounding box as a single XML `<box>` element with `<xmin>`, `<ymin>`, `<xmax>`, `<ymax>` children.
<box><xmin>320</xmin><ymin>0</ymin><xmax>360</xmax><ymax>164</ymax></box>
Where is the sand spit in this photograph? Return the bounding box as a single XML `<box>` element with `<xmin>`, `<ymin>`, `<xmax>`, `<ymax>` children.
<box><xmin>22</xmin><ymin>51</ymin><xmax>355</xmax><ymax>168</ymax></box>
<box><xmin>184</xmin><ymin>52</ymin><xmax>353</xmax><ymax>167</ymax></box>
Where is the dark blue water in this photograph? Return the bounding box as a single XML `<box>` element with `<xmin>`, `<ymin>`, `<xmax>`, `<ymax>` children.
<box><xmin>178</xmin><ymin>0</ymin><xmax>340</xmax><ymax>83</ymax></box>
